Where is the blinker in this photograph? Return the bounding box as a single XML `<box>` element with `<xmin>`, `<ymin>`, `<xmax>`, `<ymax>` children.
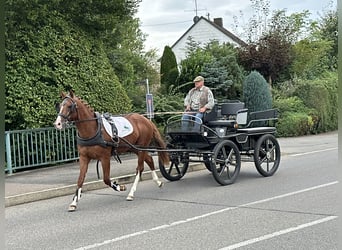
<box><xmin>55</xmin><ymin>103</ymin><xmax>60</xmax><ymax>113</ymax></box>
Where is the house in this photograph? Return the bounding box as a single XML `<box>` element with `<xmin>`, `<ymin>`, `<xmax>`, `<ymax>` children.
<box><xmin>171</xmin><ymin>16</ymin><xmax>247</xmax><ymax>63</ymax></box>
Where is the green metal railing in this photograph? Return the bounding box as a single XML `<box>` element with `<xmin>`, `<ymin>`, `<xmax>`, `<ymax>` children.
<box><xmin>5</xmin><ymin>126</ymin><xmax>79</xmax><ymax>174</ymax></box>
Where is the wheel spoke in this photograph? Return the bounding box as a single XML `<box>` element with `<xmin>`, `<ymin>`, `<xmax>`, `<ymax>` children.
<box><xmin>219</xmin><ymin>165</ymin><xmax>226</xmax><ymax>176</ymax></box>
<box><xmin>167</xmin><ymin>163</ymin><xmax>174</xmax><ymax>174</ymax></box>
<box><xmin>227</xmin><ymin>148</ymin><xmax>233</xmax><ymax>160</ymax></box>
<box><xmin>260</xmin><ymin>155</ymin><xmax>267</xmax><ymax>163</ymax></box>
<box><xmin>174</xmin><ymin>164</ymin><xmax>181</xmax><ymax>175</ymax></box>
<box><xmin>221</xmin><ymin>147</ymin><xmax>228</xmax><ymax>159</ymax></box>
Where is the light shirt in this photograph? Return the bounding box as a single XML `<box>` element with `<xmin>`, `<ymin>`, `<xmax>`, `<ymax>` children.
<box><xmin>184</xmin><ymin>86</ymin><xmax>215</xmax><ymax>111</ymax></box>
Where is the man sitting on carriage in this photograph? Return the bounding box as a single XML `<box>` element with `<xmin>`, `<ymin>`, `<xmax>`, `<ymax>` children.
<box><xmin>182</xmin><ymin>76</ymin><xmax>215</xmax><ymax>130</ymax></box>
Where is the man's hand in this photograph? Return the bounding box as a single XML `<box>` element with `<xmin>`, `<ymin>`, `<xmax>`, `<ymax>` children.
<box><xmin>199</xmin><ymin>107</ymin><xmax>206</xmax><ymax>113</ymax></box>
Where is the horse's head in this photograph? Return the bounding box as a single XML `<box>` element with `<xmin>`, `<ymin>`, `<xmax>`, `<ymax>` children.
<box><xmin>54</xmin><ymin>90</ymin><xmax>78</xmax><ymax>130</ymax></box>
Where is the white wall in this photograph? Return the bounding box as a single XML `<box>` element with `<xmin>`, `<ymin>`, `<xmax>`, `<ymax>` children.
<box><xmin>172</xmin><ymin>19</ymin><xmax>240</xmax><ymax>63</ymax></box>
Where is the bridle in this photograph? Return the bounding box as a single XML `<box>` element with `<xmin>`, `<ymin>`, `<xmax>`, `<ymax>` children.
<box><xmin>57</xmin><ymin>96</ymin><xmax>99</xmax><ymax>124</ymax></box>
<box><xmin>57</xmin><ymin>96</ymin><xmax>78</xmax><ymax>121</ymax></box>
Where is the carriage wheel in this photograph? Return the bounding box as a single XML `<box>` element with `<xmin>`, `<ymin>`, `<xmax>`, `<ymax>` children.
<box><xmin>253</xmin><ymin>134</ymin><xmax>281</xmax><ymax>177</ymax></box>
<box><xmin>211</xmin><ymin>140</ymin><xmax>241</xmax><ymax>185</ymax></box>
<box><xmin>159</xmin><ymin>152</ymin><xmax>189</xmax><ymax>181</ymax></box>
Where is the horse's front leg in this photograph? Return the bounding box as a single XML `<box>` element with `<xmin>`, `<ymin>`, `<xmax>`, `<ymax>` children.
<box><xmin>68</xmin><ymin>156</ymin><xmax>90</xmax><ymax>212</ymax></box>
<box><xmin>101</xmin><ymin>157</ymin><xmax>126</xmax><ymax>192</ymax></box>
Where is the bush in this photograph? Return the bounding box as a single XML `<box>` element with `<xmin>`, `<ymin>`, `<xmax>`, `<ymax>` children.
<box><xmin>5</xmin><ymin>11</ymin><xmax>131</xmax><ymax>130</ymax></box>
<box><xmin>276</xmin><ymin>111</ymin><xmax>316</xmax><ymax>137</ymax></box>
<box><xmin>242</xmin><ymin>71</ymin><xmax>272</xmax><ymax>112</ymax></box>
<box><xmin>293</xmin><ymin>73</ymin><xmax>337</xmax><ymax>132</ymax></box>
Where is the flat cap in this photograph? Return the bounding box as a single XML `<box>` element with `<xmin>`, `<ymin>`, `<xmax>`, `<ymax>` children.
<box><xmin>193</xmin><ymin>76</ymin><xmax>204</xmax><ymax>82</ymax></box>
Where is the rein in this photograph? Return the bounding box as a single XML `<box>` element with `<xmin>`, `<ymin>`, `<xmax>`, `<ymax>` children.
<box><xmin>63</xmin><ymin>116</ymin><xmax>100</xmax><ymax>125</ymax></box>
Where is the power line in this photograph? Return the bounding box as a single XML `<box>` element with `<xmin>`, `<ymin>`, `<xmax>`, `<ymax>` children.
<box><xmin>141</xmin><ymin>20</ymin><xmax>193</xmax><ymax>27</ymax></box>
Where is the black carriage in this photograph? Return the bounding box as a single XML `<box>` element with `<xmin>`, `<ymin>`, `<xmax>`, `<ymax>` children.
<box><xmin>159</xmin><ymin>102</ymin><xmax>281</xmax><ymax>185</ymax></box>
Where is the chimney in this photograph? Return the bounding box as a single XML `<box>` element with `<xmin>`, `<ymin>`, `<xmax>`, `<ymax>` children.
<box><xmin>213</xmin><ymin>17</ymin><xmax>223</xmax><ymax>27</ymax></box>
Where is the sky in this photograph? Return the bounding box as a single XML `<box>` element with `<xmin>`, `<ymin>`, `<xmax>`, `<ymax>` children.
<box><xmin>136</xmin><ymin>0</ymin><xmax>337</xmax><ymax>56</ymax></box>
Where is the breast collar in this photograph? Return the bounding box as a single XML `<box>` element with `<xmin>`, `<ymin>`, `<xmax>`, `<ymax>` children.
<box><xmin>76</xmin><ymin>112</ymin><xmax>116</xmax><ymax>148</ymax></box>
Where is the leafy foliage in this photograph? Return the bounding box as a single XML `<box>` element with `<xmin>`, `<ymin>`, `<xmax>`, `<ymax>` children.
<box><xmin>5</xmin><ymin>11</ymin><xmax>131</xmax><ymax>130</ymax></box>
<box><xmin>5</xmin><ymin>0</ymin><xmax>148</xmax><ymax>130</ymax></box>
<box><xmin>315</xmin><ymin>9</ymin><xmax>338</xmax><ymax>70</ymax></box>
<box><xmin>242</xmin><ymin>71</ymin><xmax>272</xmax><ymax>112</ymax></box>
<box><xmin>290</xmin><ymin>38</ymin><xmax>333</xmax><ymax>79</ymax></box>
<box><xmin>293</xmin><ymin>74</ymin><xmax>337</xmax><ymax>132</ymax></box>
<box><xmin>160</xmin><ymin>46</ymin><xmax>179</xmax><ymax>94</ymax></box>
<box><xmin>177</xmin><ymin>40</ymin><xmax>245</xmax><ymax>101</ymax></box>
<box><xmin>273</xmin><ymin>72</ymin><xmax>337</xmax><ymax>136</ymax></box>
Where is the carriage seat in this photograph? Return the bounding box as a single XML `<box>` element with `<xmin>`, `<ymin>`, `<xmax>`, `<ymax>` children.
<box><xmin>203</xmin><ymin>104</ymin><xmax>218</xmax><ymax>123</ymax></box>
<box><xmin>206</xmin><ymin>102</ymin><xmax>246</xmax><ymax>127</ymax></box>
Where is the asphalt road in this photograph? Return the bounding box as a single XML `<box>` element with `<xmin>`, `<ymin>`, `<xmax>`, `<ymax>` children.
<box><xmin>5</xmin><ymin>133</ymin><xmax>339</xmax><ymax>250</ymax></box>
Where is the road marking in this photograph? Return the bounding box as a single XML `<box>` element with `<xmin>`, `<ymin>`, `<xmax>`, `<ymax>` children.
<box><xmin>74</xmin><ymin>181</ymin><xmax>338</xmax><ymax>250</ymax></box>
<box><xmin>289</xmin><ymin>147</ymin><xmax>337</xmax><ymax>157</ymax></box>
<box><xmin>218</xmin><ymin>216</ymin><xmax>338</xmax><ymax>250</ymax></box>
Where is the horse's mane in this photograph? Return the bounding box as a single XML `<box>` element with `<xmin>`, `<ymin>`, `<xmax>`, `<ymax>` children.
<box><xmin>75</xmin><ymin>95</ymin><xmax>94</xmax><ymax>113</ymax></box>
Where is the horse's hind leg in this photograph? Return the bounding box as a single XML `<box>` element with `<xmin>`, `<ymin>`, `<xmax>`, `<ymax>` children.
<box><xmin>126</xmin><ymin>171</ymin><xmax>141</xmax><ymax>201</ymax></box>
<box><xmin>126</xmin><ymin>151</ymin><xmax>146</xmax><ymax>201</ymax></box>
<box><xmin>144</xmin><ymin>153</ymin><xmax>163</xmax><ymax>188</ymax></box>
<box><xmin>69</xmin><ymin>156</ymin><xmax>90</xmax><ymax>212</ymax></box>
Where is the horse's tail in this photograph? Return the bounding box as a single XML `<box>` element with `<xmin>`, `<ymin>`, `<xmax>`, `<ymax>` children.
<box><xmin>151</xmin><ymin>123</ymin><xmax>170</xmax><ymax>165</ymax></box>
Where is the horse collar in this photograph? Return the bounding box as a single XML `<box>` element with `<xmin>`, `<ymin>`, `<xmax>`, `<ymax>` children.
<box><xmin>76</xmin><ymin>112</ymin><xmax>116</xmax><ymax>148</ymax></box>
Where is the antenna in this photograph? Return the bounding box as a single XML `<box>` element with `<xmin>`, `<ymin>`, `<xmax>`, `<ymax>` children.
<box><xmin>194</xmin><ymin>0</ymin><xmax>198</xmax><ymax>16</ymax></box>
<box><xmin>184</xmin><ymin>0</ymin><xmax>206</xmax><ymax>17</ymax></box>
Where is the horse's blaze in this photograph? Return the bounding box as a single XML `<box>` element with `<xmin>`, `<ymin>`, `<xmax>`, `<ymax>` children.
<box><xmin>54</xmin><ymin>116</ymin><xmax>63</xmax><ymax>130</ymax></box>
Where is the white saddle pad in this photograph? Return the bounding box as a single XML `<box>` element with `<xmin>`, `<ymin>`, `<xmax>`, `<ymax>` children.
<box><xmin>102</xmin><ymin>115</ymin><xmax>133</xmax><ymax>138</ymax></box>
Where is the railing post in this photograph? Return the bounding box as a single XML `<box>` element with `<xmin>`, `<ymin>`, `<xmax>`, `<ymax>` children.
<box><xmin>5</xmin><ymin>132</ymin><xmax>13</xmax><ymax>174</ymax></box>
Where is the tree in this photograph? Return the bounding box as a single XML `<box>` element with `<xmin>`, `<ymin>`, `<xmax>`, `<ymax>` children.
<box><xmin>238</xmin><ymin>10</ymin><xmax>312</xmax><ymax>85</ymax></box>
<box><xmin>176</xmin><ymin>40</ymin><xmax>245</xmax><ymax>100</ymax></box>
<box><xmin>5</xmin><ymin>0</ymin><xmax>140</xmax><ymax>129</ymax></box>
<box><xmin>160</xmin><ymin>46</ymin><xmax>179</xmax><ymax>94</ymax></box>
<box><xmin>290</xmin><ymin>38</ymin><xmax>332</xmax><ymax>79</ymax></box>
<box><xmin>242</xmin><ymin>71</ymin><xmax>272</xmax><ymax>113</ymax></box>
<box><xmin>316</xmin><ymin>9</ymin><xmax>338</xmax><ymax>70</ymax></box>
<box><xmin>238</xmin><ymin>32</ymin><xmax>292</xmax><ymax>85</ymax></box>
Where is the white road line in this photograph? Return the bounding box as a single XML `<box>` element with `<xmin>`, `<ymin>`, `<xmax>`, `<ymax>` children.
<box><xmin>289</xmin><ymin>147</ymin><xmax>337</xmax><ymax>157</ymax></box>
<box><xmin>218</xmin><ymin>216</ymin><xmax>337</xmax><ymax>250</ymax></box>
<box><xmin>74</xmin><ymin>181</ymin><xmax>338</xmax><ymax>250</ymax></box>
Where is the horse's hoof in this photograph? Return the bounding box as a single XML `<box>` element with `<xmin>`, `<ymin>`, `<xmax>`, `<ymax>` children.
<box><xmin>120</xmin><ymin>185</ymin><xmax>127</xmax><ymax>191</ymax></box>
<box><xmin>158</xmin><ymin>182</ymin><xmax>164</xmax><ymax>188</ymax></box>
<box><xmin>68</xmin><ymin>205</ymin><xmax>77</xmax><ymax>212</ymax></box>
<box><xmin>126</xmin><ymin>196</ymin><xmax>134</xmax><ymax>201</ymax></box>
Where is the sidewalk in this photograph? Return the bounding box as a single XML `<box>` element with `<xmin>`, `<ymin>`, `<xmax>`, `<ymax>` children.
<box><xmin>4</xmin><ymin>154</ymin><xmax>206</xmax><ymax>207</ymax></box>
<box><xmin>5</xmin><ymin>132</ymin><xmax>338</xmax><ymax>207</ymax></box>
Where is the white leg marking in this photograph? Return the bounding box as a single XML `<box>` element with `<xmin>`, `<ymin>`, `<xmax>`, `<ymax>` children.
<box><xmin>127</xmin><ymin>173</ymin><xmax>140</xmax><ymax>201</ymax></box>
<box><xmin>151</xmin><ymin>170</ymin><xmax>163</xmax><ymax>187</ymax></box>
<box><xmin>68</xmin><ymin>188</ymin><xmax>82</xmax><ymax>211</ymax></box>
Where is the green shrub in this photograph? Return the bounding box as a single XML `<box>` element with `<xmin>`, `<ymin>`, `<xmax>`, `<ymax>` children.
<box><xmin>276</xmin><ymin>111</ymin><xmax>316</xmax><ymax>137</ymax></box>
<box><xmin>242</xmin><ymin>71</ymin><xmax>272</xmax><ymax>112</ymax></box>
<box><xmin>293</xmin><ymin>74</ymin><xmax>337</xmax><ymax>132</ymax></box>
<box><xmin>274</xmin><ymin>96</ymin><xmax>311</xmax><ymax>114</ymax></box>
<box><xmin>273</xmin><ymin>72</ymin><xmax>337</xmax><ymax>136</ymax></box>
<box><xmin>5</xmin><ymin>12</ymin><xmax>131</xmax><ymax>130</ymax></box>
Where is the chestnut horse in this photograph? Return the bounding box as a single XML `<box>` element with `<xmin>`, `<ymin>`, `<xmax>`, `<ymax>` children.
<box><xmin>54</xmin><ymin>90</ymin><xmax>169</xmax><ymax>211</ymax></box>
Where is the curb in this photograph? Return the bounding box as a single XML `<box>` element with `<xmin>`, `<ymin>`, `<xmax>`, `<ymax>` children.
<box><xmin>5</xmin><ymin>164</ymin><xmax>206</xmax><ymax>207</ymax></box>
